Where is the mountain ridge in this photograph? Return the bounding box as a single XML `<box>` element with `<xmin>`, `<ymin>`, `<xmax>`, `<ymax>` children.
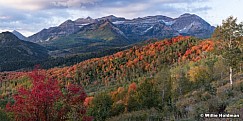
<box><xmin>12</xmin><ymin>30</ymin><xmax>27</xmax><ymax>41</ymax></box>
<box><xmin>27</xmin><ymin>13</ymin><xmax>215</xmax><ymax>43</ymax></box>
<box><xmin>40</xmin><ymin>19</ymin><xmax>131</xmax><ymax>57</ymax></box>
<box><xmin>0</xmin><ymin>32</ymin><xmax>49</xmax><ymax>71</ymax></box>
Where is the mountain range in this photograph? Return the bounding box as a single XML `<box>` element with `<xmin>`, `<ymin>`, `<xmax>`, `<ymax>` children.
<box><xmin>28</xmin><ymin>13</ymin><xmax>214</xmax><ymax>43</ymax></box>
<box><xmin>25</xmin><ymin>13</ymin><xmax>215</xmax><ymax>57</ymax></box>
<box><xmin>0</xmin><ymin>13</ymin><xmax>215</xmax><ymax>71</ymax></box>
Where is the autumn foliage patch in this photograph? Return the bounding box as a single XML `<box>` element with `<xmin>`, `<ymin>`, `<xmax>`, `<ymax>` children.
<box><xmin>6</xmin><ymin>69</ymin><xmax>92</xmax><ymax>121</ymax></box>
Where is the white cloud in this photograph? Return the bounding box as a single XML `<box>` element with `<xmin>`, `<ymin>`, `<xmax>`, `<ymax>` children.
<box><xmin>0</xmin><ymin>0</ymin><xmax>46</xmax><ymax>10</ymax></box>
<box><xmin>0</xmin><ymin>16</ymin><xmax>11</xmax><ymax>20</ymax></box>
<box><xmin>0</xmin><ymin>29</ymin><xmax>12</xmax><ymax>33</ymax></box>
<box><xmin>102</xmin><ymin>3</ymin><xmax>151</xmax><ymax>18</ymax></box>
<box><xmin>0</xmin><ymin>0</ymin><xmax>98</xmax><ymax>10</ymax></box>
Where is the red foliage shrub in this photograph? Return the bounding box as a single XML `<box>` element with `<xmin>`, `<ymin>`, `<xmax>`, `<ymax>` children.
<box><xmin>6</xmin><ymin>69</ymin><xmax>92</xmax><ymax>121</ymax></box>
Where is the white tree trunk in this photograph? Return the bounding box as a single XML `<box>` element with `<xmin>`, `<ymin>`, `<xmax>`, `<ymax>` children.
<box><xmin>240</xmin><ymin>63</ymin><xmax>242</xmax><ymax>73</ymax></box>
<box><xmin>230</xmin><ymin>66</ymin><xmax>233</xmax><ymax>85</ymax></box>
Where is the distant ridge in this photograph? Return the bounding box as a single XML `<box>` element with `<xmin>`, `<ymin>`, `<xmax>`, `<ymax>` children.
<box><xmin>0</xmin><ymin>32</ymin><xmax>49</xmax><ymax>71</ymax></box>
<box><xmin>12</xmin><ymin>30</ymin><xmax>27</xmax><ymax>41</ymax></box>
<box><xmin>28</xmin><ymin>13</ymin><xmax>215</xmax><ymax>43</ymax></box>
<box><xmin>25</xmin><ymin>13</ymin><xmax>215</xmax><ymax>57</ymax></box>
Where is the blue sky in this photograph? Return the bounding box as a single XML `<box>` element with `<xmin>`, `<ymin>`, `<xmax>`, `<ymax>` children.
<box><xmin>0</xmin><ymin>0</ymin><xmax>242</xmax><ymax>36</ymax></box>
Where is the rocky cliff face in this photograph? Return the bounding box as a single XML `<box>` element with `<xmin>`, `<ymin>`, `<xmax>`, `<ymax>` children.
<box><xmin>171</xmin><ymin>13</ymin><xmax>215</xmax><ymax>38</ymax></box>
<box><xmin>114</xmin><ymin>13</ymin><xmax>214</xmax><ymax>40</ymax></box>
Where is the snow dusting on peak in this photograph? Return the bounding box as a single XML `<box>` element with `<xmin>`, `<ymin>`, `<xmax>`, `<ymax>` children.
<box><xmin>112</xmin><ymin>21</ymin><xmax>125</xmax><ymax>24</ymax></box>
<box><xmin>144</xmin><ymin>25</ymin><xmax>154</xmax><ymax>33</ymax></box>
<box><xmin>162</xmin><ymin>20</ymin><xmax>175</xmax><ymax>26</ymax></box>
<box><xmin>178</xmin><ymin>21</ymin><xmax>201</xmax><ymax>33</ymax></box>
<box><xmin>111</xmin><ymin>25</ymin><xmax>127</xmax><ymax>39</ymax></box>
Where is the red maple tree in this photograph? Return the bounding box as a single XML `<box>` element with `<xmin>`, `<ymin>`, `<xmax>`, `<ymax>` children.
<box><xmin>6</xmin><ymin>69</ymin><xmax>92</xmax><ymax>121</ymax></box>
